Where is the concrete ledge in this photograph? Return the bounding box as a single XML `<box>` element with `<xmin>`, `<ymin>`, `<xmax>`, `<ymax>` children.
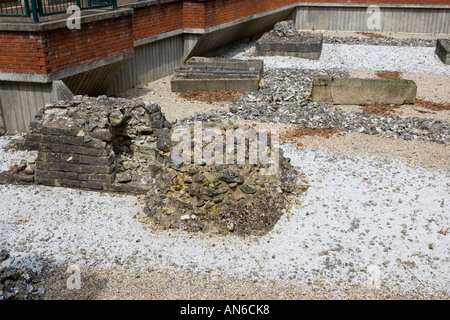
<box><xmin>312</xmin><ymin>76</ymin><xmax>417</xmax><ymax>105</ymax></box>
<box><xmin>435</xmin><ymin>39</ymin><xmax>450</xmax><ymax>65</ymax></box>
<box><xmin>0</xmin><ymin>52</ymin><xmax>133</xmax><ymax>83</ymax></box>
<box><xmin>0</xmin><ymin>8</ymin><xmax>134</xmax><ymax>32</ymax></box>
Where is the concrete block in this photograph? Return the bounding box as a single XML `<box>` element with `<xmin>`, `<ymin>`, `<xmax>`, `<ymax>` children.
<box><xmin>435</xmin><ymin>39</ymin><xmax>450</xmax><ymax>65</ymax></box>
<box><xmin>255</xmin><ymin>33</ymin><xmax>323</xmax><ymax>60</ymax></box>
<box><xmin>312</xmin><ymin>76</ymin><xmax>417</xmax><ymax>105</ymax></box>
<box><xmin>171</xmin><ymin>57</ymin><xmax>263</xmax><ymax>92</ymax></box>
<box><xmin>186</xmin><ymin>57</ymin><xmax>264</xmax><ymax>77</ymax></box>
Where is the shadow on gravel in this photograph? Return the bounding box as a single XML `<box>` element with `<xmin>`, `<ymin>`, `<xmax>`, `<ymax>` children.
<box><xmin>1</xmin><ymin>252</ymin><xmax>109</xmax><ymax>300</ymax></box>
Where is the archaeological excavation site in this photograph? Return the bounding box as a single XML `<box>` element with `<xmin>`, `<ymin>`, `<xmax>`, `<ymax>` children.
<box><xmin>0</xmin><ymin>0</ymin><xmax>449</xmax><ymax>303</ymax></box>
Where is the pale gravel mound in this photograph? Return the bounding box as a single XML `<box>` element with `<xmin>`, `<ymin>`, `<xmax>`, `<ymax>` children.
<box><xmin>228</xmin><ymin>43</ymin><xmax>450</xmax><ymax>75</ymax></box>
<box><xmin>319</xmin><ymin>31</ymin><xmax>449</xmax><ymax>41</ymax></box>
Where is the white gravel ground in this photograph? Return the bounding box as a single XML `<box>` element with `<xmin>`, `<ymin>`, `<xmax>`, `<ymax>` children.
<box><xmin>226</xmin><ymin>43</ymin><xmax>450</xmax><ymax>75</ymax></box>
<box><xmin>1</xmin><ymin>135</ymin><xmax>449</xmax><ymax>297</ymax></box>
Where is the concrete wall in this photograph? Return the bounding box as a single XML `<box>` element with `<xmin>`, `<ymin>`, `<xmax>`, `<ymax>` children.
<box><xmin>108</xmin><ymin>34</ymin><xmax>187</xmax><ymax>95</ymax></box>
<box><xmin>0</xmin><ymin>81</ymin><xmax>72</xmax><ymax>133</ymax></box>
<box><xmin>291</xmin><ymin>3</ymin><xmax>450</xmax><ymax>33</ymax></box>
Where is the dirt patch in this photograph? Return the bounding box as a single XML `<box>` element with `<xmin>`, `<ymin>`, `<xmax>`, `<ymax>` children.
<box><xmin>177</xmin><ymin>90</ymin><xmax>244</xmax><ymax>104</ymax></box>
<box><xmin>375</xmin><ymin>70</ymin><xmax>403</xmax><ymax>79</ymax></box>
<box><xmin>280</xmin><ymin>127</ymin><xmax>340</xmax><ymax>144</ymax></box>
<box><xmin>361</xmin><ymin>104</ymin><xmax>402</xmax><ymax>115</ymax></box>
<box><xmin>357</xmin><ymin>32</ymin><xmax>388</xmax><ymax>39</ymax></box>
<box><xmin>415</xmin><ymin>99</ymin><xmax>450</xmax><ymax>111</ymax></box>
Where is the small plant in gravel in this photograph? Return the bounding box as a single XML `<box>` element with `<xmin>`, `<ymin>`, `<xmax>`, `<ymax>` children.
<box><xmin>428</xmin><ymin>243</ymin><xmax>435</xmax><ymax>250</ymax></box>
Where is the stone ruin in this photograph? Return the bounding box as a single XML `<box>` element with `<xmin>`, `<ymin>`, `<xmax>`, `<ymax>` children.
<box><xmin>1</xmin><ymin>96</ymin><xmax>309</xmax><ymax>237</ymax></box>
<box><xmin>255</xmin><ymin>20</ymin><xmax>323</xmax><ymax>60</ymax></box>
<box><xmin>5</xmin><ymin>96</ymin><xmax>171</xmax><ymax>194</ymax></box>
<box><xmin>143</xmin><ymin>121</ymin><xmax>308</xmax><ymax>236</ymax></box>
<box><xmin>171</xmin><ymin>56</ymin><xmax>264</xmax><ymax>93</ymax></box>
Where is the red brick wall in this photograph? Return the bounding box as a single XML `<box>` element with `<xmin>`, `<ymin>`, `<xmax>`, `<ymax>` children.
<box><xmin>0</xmin><ymin>16</ymin><xmax>133</xmax><ymax>76</ymax></box>
<box><xmin>183</xmin><ymin>1</ymin><xmax>206</xmax><ymax>29</ymax></box>
<box><xmin>0</xmin><ymin>32</ymin><xmax>46</xmax><ymax>75</ymax></box>
<box><xmin>304</xmin><ymin>0</ymin><xmax>450</xmax><ymax>4</ymax></box>
<box><xmin>203</xmin><ymin>0</ymin><xmax>299</xmax><ymax>28</ymax></box>
<box><xmin>132</xmin><ymin>2</ymin><xmax>184</xmax><ymax>41</ymax></box>
<box><xmin>42</xmin><ymin>16</ymin><xmax>133</xmax><ymax>75</ymax></box>
<box><xmin>1</xmin><ymin>0</ymin><xmax>449</xmax><ymax>76</ymax></box>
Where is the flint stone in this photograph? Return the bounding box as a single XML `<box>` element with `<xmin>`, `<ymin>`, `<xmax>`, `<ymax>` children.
<box><xmin>216</xmin><ymin>171</ymin><xmax>244</xmax><ymax>184</ymax></box>
<box><xmin>240</xmin><ymin>184</ymin><xmax>257</xmax><ymax>194</ymax></box>
<box><xmin>156</xmin><ymin>129</ymin><xmax>174</xmax><ymax>152</ymax></box>
<box><xmin>109</xmin><ymin>110</ymin><xmax>125</xmax><ymax>126</ymax></box>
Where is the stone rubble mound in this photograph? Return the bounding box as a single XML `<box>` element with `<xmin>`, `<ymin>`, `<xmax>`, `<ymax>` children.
<box><xmin>142</xmin><ymin>121</ymin><xmax>308</xmax><ymax>237</ymax></box>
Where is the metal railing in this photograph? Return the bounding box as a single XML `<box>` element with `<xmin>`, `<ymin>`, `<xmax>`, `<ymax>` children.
<box><xmin>0</xmin><ymin>0</ymin><xmax>117</xmax><ymax>22</ymax></box>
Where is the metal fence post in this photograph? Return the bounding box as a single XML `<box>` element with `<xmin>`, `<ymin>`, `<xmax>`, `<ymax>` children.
<box><xmin>29</xmin><ymin>0</ymin><xmax>39</xmax><ymax>23</ymax></box>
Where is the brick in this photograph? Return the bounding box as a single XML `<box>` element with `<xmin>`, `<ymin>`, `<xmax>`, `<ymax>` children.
<box><xmin>34</xmin><ymin>176</ymin><xmax>56</xmax><ymax>186</ymax></box>
<box><xmin>41</xmin><ymin>127</ymin><xmax>80</xmax><ymax>137</ymax></box>
<box><xmin>56</xmin><ymin>179</ymin><xmax>83</xmax><ymax>189</ymax></box>
<box><xmin>80</xmin><ymin>181</ymin><xmax>104</xmax><ymax>190</ymax></box>
<box><xmin>40</xmin><ymin>143</ymin><xmax>111</xmax><ymax>156</ymax></box>
<box><xmin>40</xmin><ymin>134</ymin><xmax>107</xmax><ymax>149</ymax></box>
<box><xmin>35</xmin><ymin>169</ymin><xmax>79</xmax><ymax>181</ymax></box>
<box><xmin>36</xmin><ymin>160</ymin><xmax>115</xmax><ymax>174</ymax></box>
<box><xmin>88</xmin><ymin>173</ymin><xmax>115</xmax><ymax>184</ymax></box>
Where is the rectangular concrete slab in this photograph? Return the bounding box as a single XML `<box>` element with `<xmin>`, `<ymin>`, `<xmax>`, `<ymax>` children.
<box><xmin>186</xmin><ymin>57</ymin><xmax>264</xmax><ymax>75</ymax></box>
<box><xmin>312</xmin><ymin>76</ymin><xmax>417</xmax><ymax>105</ymax></box>
<box><xmin>255</xmin><ymin>33</ymin><xmax>323</xmax><ymax>60</ymax></box>
<box><xmin>435</xmin><ymin>39</ymin><xmax>450</xmax><ymax>65</ymax></box>
<box><xmin>171</xmin><ymin>57</ymin><xmax>263</xmax><ymax>92</ymax></box>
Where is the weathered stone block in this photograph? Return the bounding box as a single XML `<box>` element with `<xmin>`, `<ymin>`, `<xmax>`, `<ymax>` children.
<box><xmin>435</xmin><ymin>39</ymin><xmax>450</xmax><ymax>65</ymax></box>
<box><xmin>311</xmin><ymin>76</ymin><xmax>417</xmax><ymax>105</ymax></box>
<box><xmin>255</xmin><ymin>33</ymin><xmax>323</xmax><ymax>60</ymax></box>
